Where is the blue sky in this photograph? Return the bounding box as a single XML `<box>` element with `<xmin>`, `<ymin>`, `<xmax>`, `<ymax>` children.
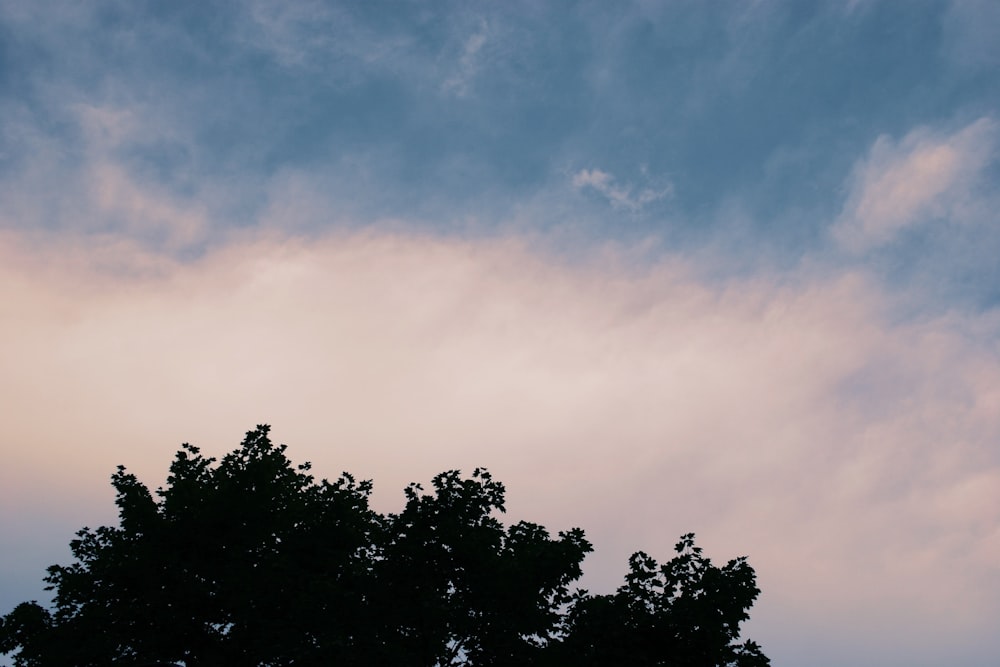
<box><xmin>2</xmin><ymin>2</ymin><xmax>999</xmax><ymax>666</ymax></box>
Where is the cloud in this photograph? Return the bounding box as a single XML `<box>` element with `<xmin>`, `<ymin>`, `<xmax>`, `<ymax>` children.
<box><xmin>89</xmin><ymin>162</ymin><xmax>209</xmax><ymax>247</ymax></box>
<box><xmin>243</xmin><ymin>0</ymin><xmax>336</xmax><ymax>68</ymax></box>
<box><xmin>237</xmin><ymin>0</ymin><xmax>429</xmax><ymax>86</ymax></box>
<box><xmin>833</xmin><ymin>117</ymin><xmax>997</xmax><ymax>252</ymax></box>
<box><xmin>942</xmin><ymin>0</ymin><xmax>1000</xmax><ymax>71</ymax></box>
<box><xmin>442</xmin><ymin>22</ymin><xmax>489</xmax><ymax>97</ymax></box>
<box><xmin>1</xmin><ymin>228</ymin><xmax>998</xmax><ymax>662</ymax></box>
<box><xmin>572</xmin><ymin>168</ymin><xmax>673</xmax><ymax>212</ymax></box>
<box><xmin>0</xmin><ymin>101</ymin><xmax>214</xmax><ymax>249</ymax></box>
<box><xmin>241</xmin><ymin>0</ymin><xmax>410</xmax><ymax>71</ymax></box>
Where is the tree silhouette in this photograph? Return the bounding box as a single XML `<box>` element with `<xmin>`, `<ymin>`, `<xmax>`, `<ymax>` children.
<box><xmin>547</xmin><ymin>536</ymin><xmax>769</xmax><ymax>666</ymax></box>
<box><xmin>0</xmin><ymin>426</ymin><xmax>768</xmax><ymax>666</ymax></box>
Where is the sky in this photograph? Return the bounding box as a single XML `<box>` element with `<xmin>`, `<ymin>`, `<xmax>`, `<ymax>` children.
<box><xmin>1</xmin><ymin>1</ymin><xmax>999</xmax><ymax>665</ymax></box>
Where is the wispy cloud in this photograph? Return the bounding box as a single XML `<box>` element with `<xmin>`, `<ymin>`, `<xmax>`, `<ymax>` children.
<box><xmin>442</xmin><ymin>22</ymin><xmax>489</xmax><ymax>97</ymax></box>
<box><xmin>833</xmin><ymin>117</ymin><xmax>997</xmax><ymax>252</ymax></box>
<box><xmin>0</xmin><ymin>102</ymin><xmax>211</xmax><ymax>249</ymax></box>
<box><xmin>572</xmin><ymin>168</ymin><xmax>673</xmax><ymax>212</ymax></box>
<box><xmin>74</xmin><ymin>105</ymin><xmax>209</xmax><ymax>248</ymax></box>
<box><xmin>244</xmin><ymin>0</ymin><xmax>335</xmax><ymax>68</ymax></box>
<box><xmin>942</xmin><ymin>0</ymin><xmax>1000</xmax><ymax>71</ymax></box>
<box><xmin>240</xmin><ymin>0</ymin><xmax>416</xmax><ymax>76</ymax></box>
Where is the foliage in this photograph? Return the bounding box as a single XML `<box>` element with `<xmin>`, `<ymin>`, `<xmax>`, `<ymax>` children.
<box><xmin>1</xmin><ymin>426</ymin><xmax>768</xmax><ymax>666</ymax></box>
<box><xmin>548</xmin><ymin>535</ymin><xmax>769</xmax><ymax>666</ymax></box>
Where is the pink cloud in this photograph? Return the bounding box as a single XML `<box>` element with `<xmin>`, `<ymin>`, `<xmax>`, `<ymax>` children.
<box><xmin>834</xmin><ymin>117</ymin><xmax>997</xmax><ymax>252</ymax></box>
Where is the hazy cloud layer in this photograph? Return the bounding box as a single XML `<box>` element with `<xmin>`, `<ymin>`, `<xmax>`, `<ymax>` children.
<box><xmin>2</xmin><ymin>230</ymin><xmax>998</xmax><ymax>666</ymax></box>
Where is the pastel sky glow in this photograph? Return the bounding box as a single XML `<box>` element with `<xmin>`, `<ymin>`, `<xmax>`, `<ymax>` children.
<box><xmin>1</xmin><ymin>3</ymin><xmax>999</xmax><ymax>666</ymax></box>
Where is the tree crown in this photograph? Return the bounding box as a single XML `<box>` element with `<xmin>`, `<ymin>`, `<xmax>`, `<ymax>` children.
<box><xmin>1</xmin><ymin>426</ymin><xmax>768</xmax><ymax>667</ymax></box>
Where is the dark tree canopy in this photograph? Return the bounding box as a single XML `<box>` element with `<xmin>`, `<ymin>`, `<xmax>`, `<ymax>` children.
<box><xmin>1</xmin><ymin>426</ymin><xmax>769</xmax><ymax>667</ymax></box>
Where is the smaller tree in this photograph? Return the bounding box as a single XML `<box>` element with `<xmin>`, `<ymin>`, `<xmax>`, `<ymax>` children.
<box><xmin>549</xmin><ymin>533</ymin><xmax>769</xmax><ymax>666</ymax></box>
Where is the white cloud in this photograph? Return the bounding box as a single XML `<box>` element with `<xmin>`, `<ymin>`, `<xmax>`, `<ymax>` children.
<box><xmin>572</xmin><ymin>168</ymin><xmax>673</xmax><ymax>211</ymax></box>
<box><xmin>833</xmin><ymin>117</ymin><xmax>997</xmax><ymax>252</ymax></box>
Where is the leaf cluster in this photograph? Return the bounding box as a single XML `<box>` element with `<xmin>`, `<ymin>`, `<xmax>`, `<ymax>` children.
<box><xmin>1</xmin><ymin>426</ymin><xmax>767</xmax><ymax>667</ymax></box>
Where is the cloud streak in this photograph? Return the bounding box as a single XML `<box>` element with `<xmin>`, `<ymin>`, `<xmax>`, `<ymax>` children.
<box><xmin>442</xmin><ymin>22</ymin><xmax>490</xmax><ymax>96</ymax></box>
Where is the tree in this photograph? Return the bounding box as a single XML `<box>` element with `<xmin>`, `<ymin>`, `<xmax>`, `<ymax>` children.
<box><xmin>1</xmin><ymin>426</ymin><xmax>768</xmax><ymax>666</ymax></box>
<box><xmin>546</xmin><ymin>535</ymin><xmax>769</xmax><ymax>666</ymax></box>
